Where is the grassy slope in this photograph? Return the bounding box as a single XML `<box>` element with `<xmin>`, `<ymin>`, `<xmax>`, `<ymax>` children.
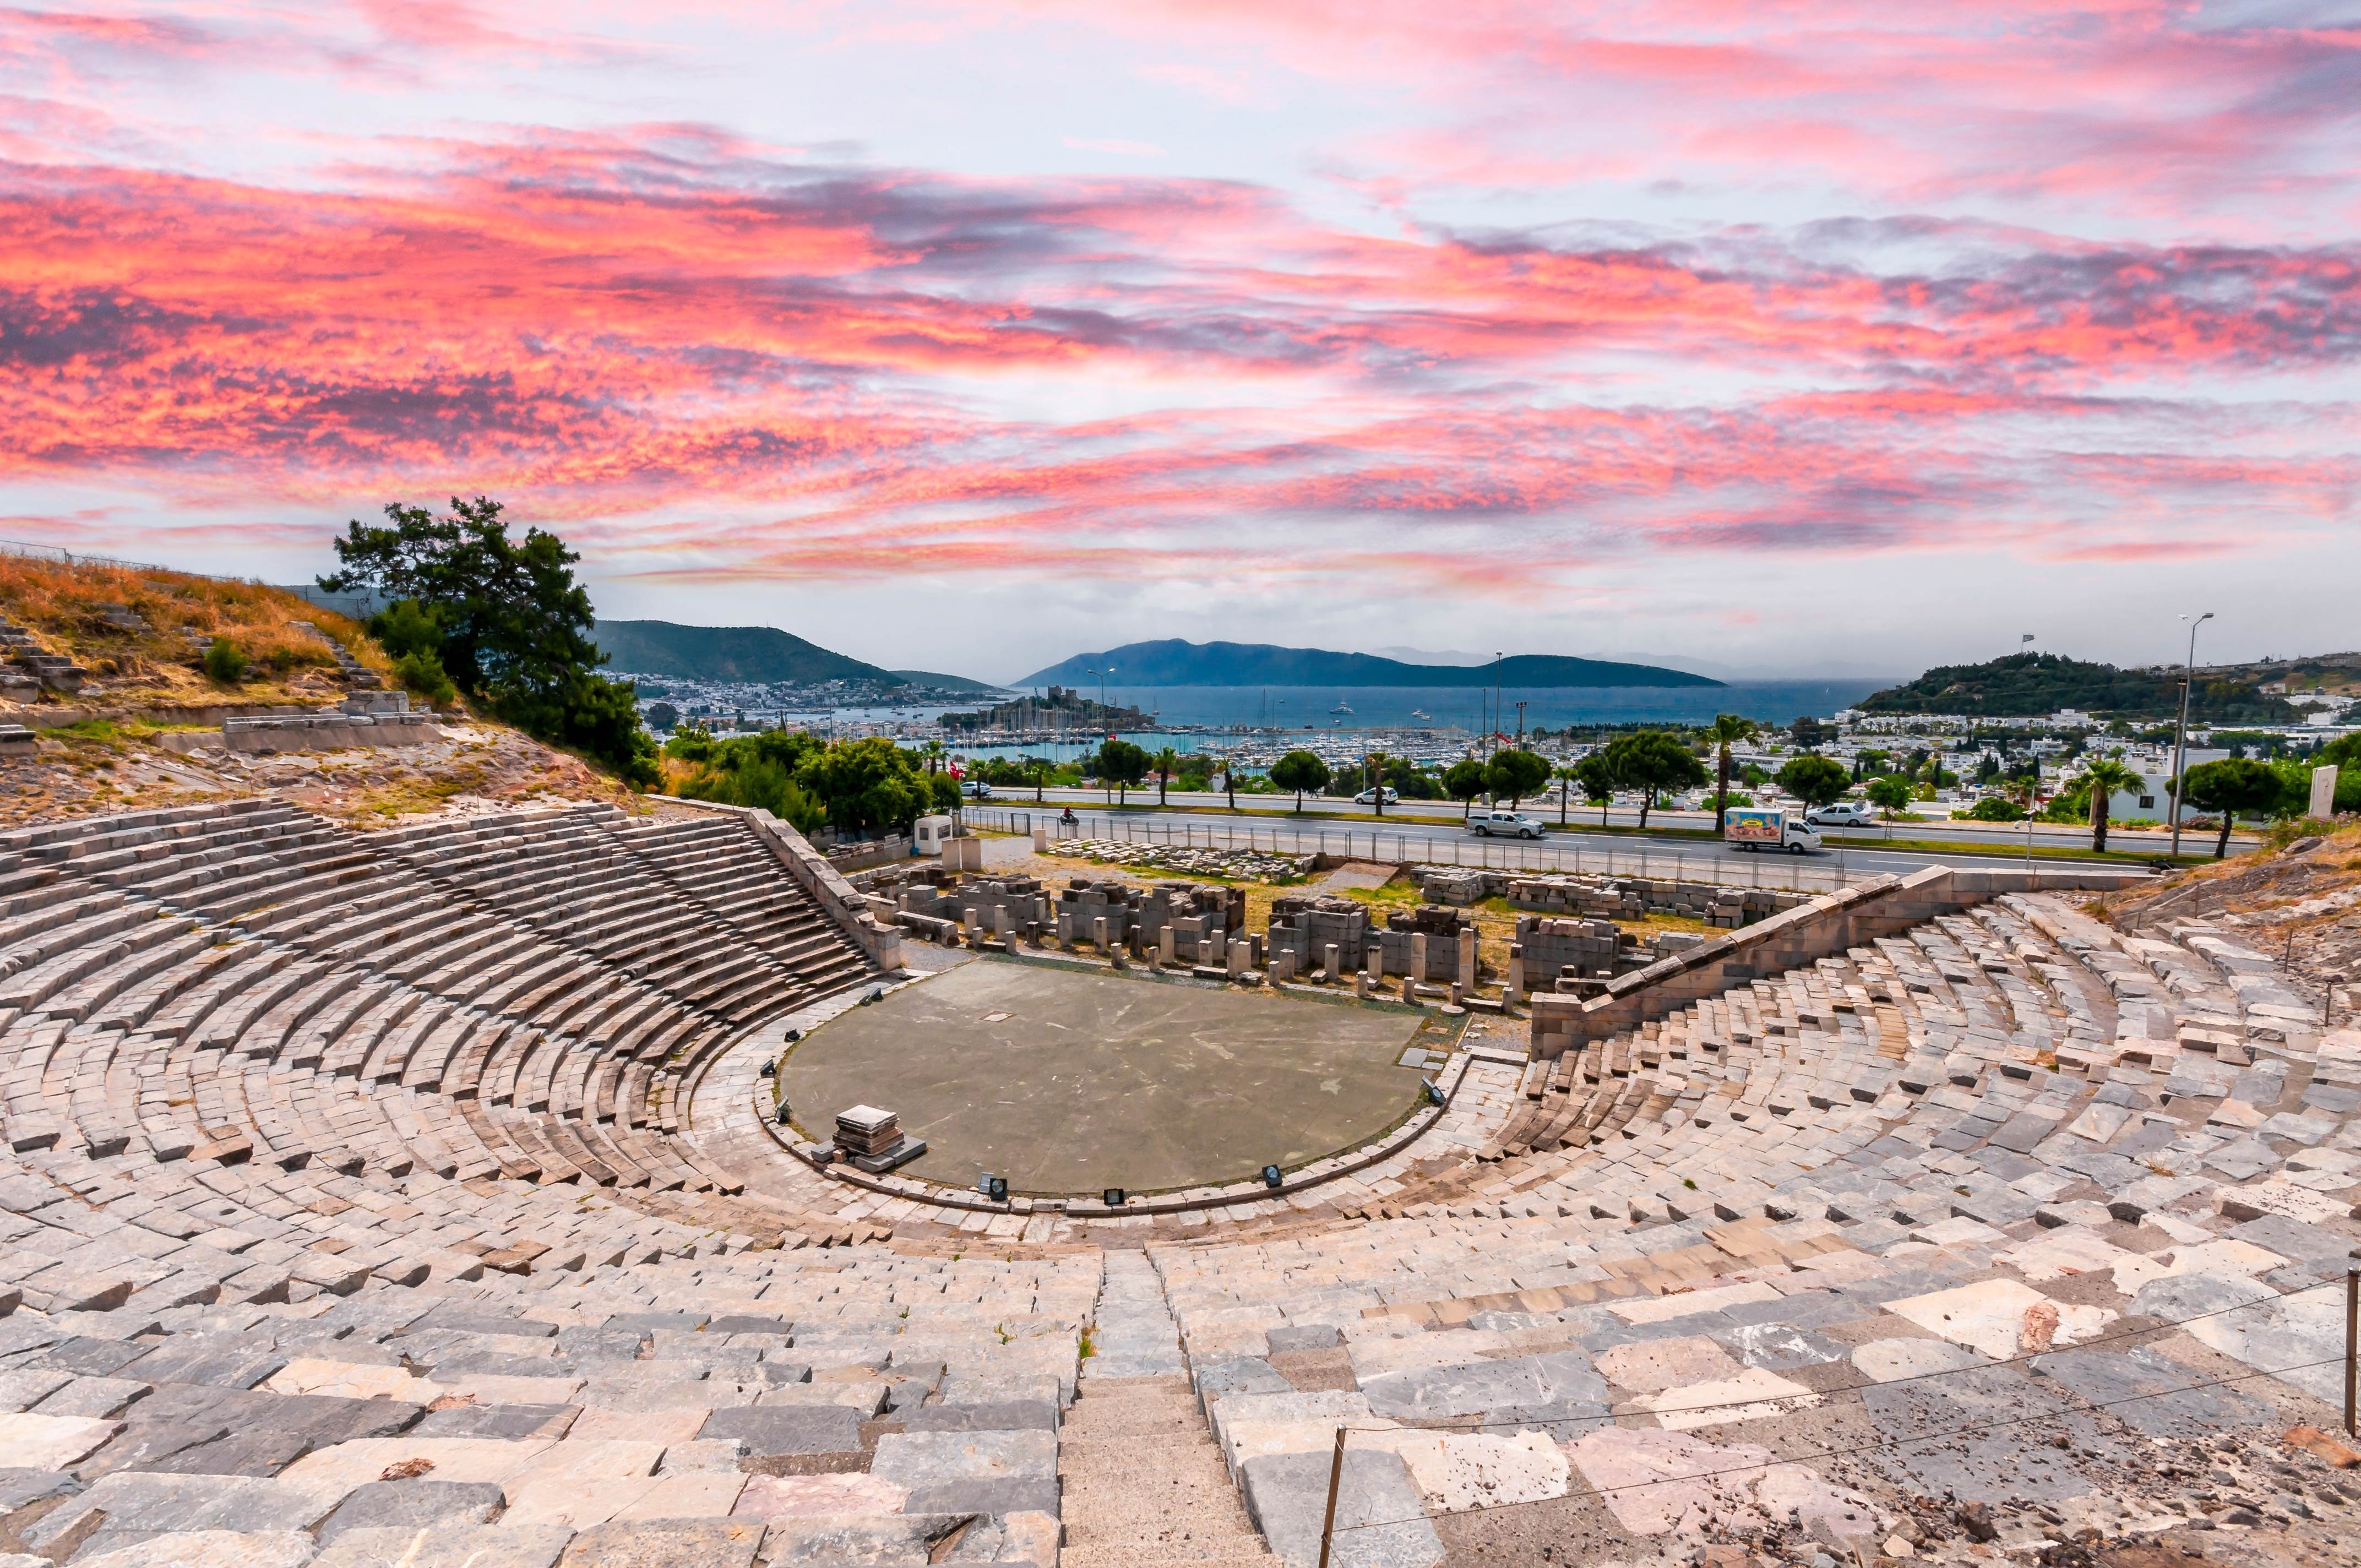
<box><xmin>0</xmin><ymin>554</ymin><xmax>393</xmax><ymax>709</ymax></box>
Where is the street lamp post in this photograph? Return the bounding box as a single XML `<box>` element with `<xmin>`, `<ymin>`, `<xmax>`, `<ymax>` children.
<box><xmin>1490</xmin><ymin>651</ymin><xmax>1504</xmax><ymax>758</ymax></box>
<box><xmin>2167</xmin><ymin>612</ymin><xmax>2214</xmax><ymax>858</ymax></box>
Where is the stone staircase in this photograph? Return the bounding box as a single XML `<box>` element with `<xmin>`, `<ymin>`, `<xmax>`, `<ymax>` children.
<box><xmin>1062</xmin><ymin>1250</ymin><xmax>1276</xmax><ymax>1566</ymax></box>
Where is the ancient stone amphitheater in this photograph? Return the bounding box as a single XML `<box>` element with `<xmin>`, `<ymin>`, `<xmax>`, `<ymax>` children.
<box><xmin>1</xmin><ymin>795</ymin><xmax>2356</xmax><ymax>1568</ymax></box>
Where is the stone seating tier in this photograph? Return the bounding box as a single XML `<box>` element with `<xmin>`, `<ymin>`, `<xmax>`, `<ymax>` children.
<box><xmin>0</xmin><ymin>796</ymin><xmax>2354</xmax><ymax>1565</ymax></box>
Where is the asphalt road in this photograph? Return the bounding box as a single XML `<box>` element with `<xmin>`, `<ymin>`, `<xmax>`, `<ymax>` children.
<box><xmin>962</xmin><ymin>801</ymin><xmax>2178</xmax><ymax>885</ymax></box>
<box><xmin>963</xmin><ymin>785</ymin><xmax>2244</xmax><ymax>862</ymax></box>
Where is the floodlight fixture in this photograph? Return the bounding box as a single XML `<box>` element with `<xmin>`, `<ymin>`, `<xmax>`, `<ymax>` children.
<box><xmin>758</xmin><ymin>1059</ymin><xmax>775</xmax><ymax>1078</ymax></box>
<box><xmin>1423</xmin><ymin>1077</ymin><xmax>1446</xmax><ymax>1107</ymax></box>
<box><xmin>1102</xmin><ymin>1188</ymin><xmax>1127</xmax><ymax>1207</ymax></box>
<box><xmin>784</xmin><ymin>1027</ymin><xmax>802</xmax><ymax>1043</ymax></box>
<box><xmin>1261</xmin><ymin>1164</ymin><xmax>1283</xmax><ymax>1189</ymax></box>
<box><xmin>774</xmin><ymin>1101</ymin><xmax>792</xmax><ymax>1125</ymax></box>
<box><xmin>979</xmin><ymin>1174</ymin><xmax>1009</xmax><ymax>1202</ymax></box>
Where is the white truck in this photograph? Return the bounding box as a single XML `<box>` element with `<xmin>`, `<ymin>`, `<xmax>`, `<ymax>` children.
<box><xmin>1723</xmin><ymin>806</ymin><xmax>1823</xmax><ymax>854</ymax></box>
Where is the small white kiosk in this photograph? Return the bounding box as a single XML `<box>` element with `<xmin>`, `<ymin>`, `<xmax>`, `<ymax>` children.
<box><xmin>912</xmin><ymin>814</ymin><xmax>955</xmax><ymax>856</ymax></box>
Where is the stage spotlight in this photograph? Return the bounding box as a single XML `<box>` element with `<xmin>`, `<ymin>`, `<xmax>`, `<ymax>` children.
<box><xmin>784</xmin><ymin>1028</ymin><xmax>802</xmax><ymax>1043</ymax></box>
<box><xmin>978</xmin><ymin>1174</ymin><xmax>1009</xmax><ymax>1202</ymax></box>
<box><xmin>1103</xmin><ymin>1188</ymin><xmax>1127</xmax><ymax>1207</ymax></box>
<box><xmin>1261</xmin><ymin>1164</ymin><xmax>1283</xmax><ymax>1188</ymax></box>
<box><xmin>1423</xmin><ymin>1077</ymin><xmax>1446</xmax><ymax>1107</ymax></box>
<box><xmin>758</xmin><ymin>1059</ymin><xmax>775</xmax><ymax>1078</ymax></box>
<box><xmin>774</xmin><ymin>1101</ymin><xmax>791</xmax><ymax>1125</ymax></box>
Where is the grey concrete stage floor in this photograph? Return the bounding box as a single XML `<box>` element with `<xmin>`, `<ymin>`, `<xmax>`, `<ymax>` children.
<box><xmin>781</xmin><ymin>959</ymin><xmax>1431</xmax><ymax>1196</ymax></box>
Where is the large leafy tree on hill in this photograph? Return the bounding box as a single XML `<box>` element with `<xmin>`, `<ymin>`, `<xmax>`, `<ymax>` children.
<box><xmin>1574</xmin><ymin>754</ymin><xmax>1617</xmax><ymax>826</ymax></box>
<box><xmin>1773</xmin><ymin>754</ymin><xmax>1851</xmax><ymax>811</ymax></box>
<box><xmin>1600</xmin><ymin>731</ymin><xmax>1707</xmax><ymax>827</ymax></box>
<box><xmin>1269</xmin><ymin>749</ymin><xmax>1331</xmax><ymax>812</ymax></box>
<box><xmin>2178</xmin><ymin>758</ymin><xmax>2287</xmax><ymax>859</ymax></box>
<box><xmin>1485</xmin><ymin>748</ymin><xmax>1551</xmax><ymax>810</ymax></box>
<box><xmin>1093</xmin><ymin>738</ymin><xmax>1151</xmax><ymax>804</ymax></box>
<box><xmin>1442</xmin><ymin>757</ymin><xmax>1489</xmax><ymax>820</ymax></box>
<box><xmin>321</xmin><ymin>497</ymin><xmax>657</xmax><ymax>788</ymax></box>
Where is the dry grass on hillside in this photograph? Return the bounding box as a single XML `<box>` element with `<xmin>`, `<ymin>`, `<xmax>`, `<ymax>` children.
<box><xmin>0</xmin><ymin>553</ymin><xmax>393</xmax><ymax>707</ymax></box>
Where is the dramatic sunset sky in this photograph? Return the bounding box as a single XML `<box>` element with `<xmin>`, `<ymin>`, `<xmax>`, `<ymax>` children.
<box><xmin>3</xmin><ymin>2</ymin><xmax>2355</xmax><ymax>678</ymax></box>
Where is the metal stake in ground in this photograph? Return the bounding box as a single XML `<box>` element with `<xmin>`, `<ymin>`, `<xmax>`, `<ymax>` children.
<box><xmin>2347</xmin><ymin>1267</ymin><xmax>2358</xmax><ymax>1438</ymax></box>
<box><xmin>1317</xmin><ymin>1425</ymin><xmax>1346</xmax><ymax>1568</ymax></box>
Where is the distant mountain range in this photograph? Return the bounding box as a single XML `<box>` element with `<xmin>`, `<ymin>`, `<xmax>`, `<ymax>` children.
<box><xmin>594</xmin><ymin>620</ymin><xmax>998</xmax><ymax>691</ymax></box>
<box><xmin>1015</xmin><ymin>640</ymin><xmax>1721</xmax><ymax>689</ymax></box>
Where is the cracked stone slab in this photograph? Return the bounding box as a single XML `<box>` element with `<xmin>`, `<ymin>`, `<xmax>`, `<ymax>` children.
<box><xmin>68</xmin><ymin>1531</ymin><xmax>317</xmax><ymax>1568</ymax></box>
<box><xmin>557</xmin><ymin>1518</ymin><xmax>763</xmax><ymax>1567</ymax></box>
<box><xmin>312</xmin><ymin>1526</ymin><xmax>576</xmax><ymax>1568</ymax></box>
<box><xmin>1241</xmin><ymin>1446</ymin><xmax>1444</xmax><ymax>1568</ymax></box>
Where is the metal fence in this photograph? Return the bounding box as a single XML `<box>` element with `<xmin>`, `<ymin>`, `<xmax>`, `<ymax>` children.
<box><xmin>961</xmin><ymin>805</ymin><xmax>1858</xmax><ymax>893</ymax></box>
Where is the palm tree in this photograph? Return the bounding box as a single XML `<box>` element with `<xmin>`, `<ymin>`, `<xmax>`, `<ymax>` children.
<box><xmin>2079</xmin><ymin>756</ymin><xmax>2138</xmax><ymax>853</ymax></box>
<box><xmin>1704</xmin><ymin>714</ymin><xmax>1759</xmax><ymax>827</ymax></box>
<box><xmin>1154</xmin><ymin>747</ymin><xmax>1180</xmax><ymax>808</ymax></box>
<box><xmin>1027</xmin><ymin>757</ymin><xmax>1047</xmax><ymax>804</ymax></box>
<box><xmin>921</xmin><ymin>738</ymin><xmax>945</xmax><ymax>775</ymax></box>
<box><xmin>1365</xmin><ymin>749</ymin><xmax>1389</xmax><ymax>816</ymax></box>
<box><xmin>1222</xmin><ymin>753</ymin><xmax>1238</xmax><ymax>812</ymax></box>
<box><xmin>1554</xmin><ymin>762</ymin><xmax>1579</xmax><ymax>825</ymax></box>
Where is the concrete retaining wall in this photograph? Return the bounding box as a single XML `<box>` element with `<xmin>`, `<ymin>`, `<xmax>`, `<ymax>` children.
<box><xmin>1527</xmin><ymin>864</ymin><xmax>2152</xmax><ymax>1059</ymax></box>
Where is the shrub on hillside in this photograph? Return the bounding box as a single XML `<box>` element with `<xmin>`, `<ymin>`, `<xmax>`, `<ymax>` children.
<box><xmin>203</xmin><ymin>637</ymin><xmax>248</xmax><ymax>683</ymax></box>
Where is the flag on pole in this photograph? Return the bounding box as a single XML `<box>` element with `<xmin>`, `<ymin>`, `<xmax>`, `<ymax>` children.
<box><xmin>2021</xmin><ymin>634</ymin><xmax>2036</xmax><ymax>645</ymax></box>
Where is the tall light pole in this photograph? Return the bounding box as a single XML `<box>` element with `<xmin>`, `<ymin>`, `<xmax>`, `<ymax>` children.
<box><xmin>1490</xmin><ymin>651</ymin><xmax>1504</xmax><ymax>758</ymax></box>
<box><xmin>2167</xmin><ymin>612</ymin><xmax>2213</xmax><ymax>857</ymax></box>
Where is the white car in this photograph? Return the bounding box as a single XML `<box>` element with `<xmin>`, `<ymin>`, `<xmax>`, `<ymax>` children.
<box><xmin>1804</xmin><ymin>801</ymin><xmax>1870</xmax><ymax>826</ymax></box>
<box><xmin>1353</xmin><ymin>786</ymin><xmax>1400</xmax><ymax>804</ymax></box>
<box><xmin>1468</xmin><ymin>809</ymin><xmax>1544</xmax><ymax>839</ymax></box>
<box><xmin>960</xmin><ymin>780</ymin><xmax>993</xmax><ymax>799</ymax></box>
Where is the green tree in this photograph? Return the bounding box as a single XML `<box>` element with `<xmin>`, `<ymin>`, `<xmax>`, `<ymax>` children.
<box><xmin>643</xmin><ymin>701</ymin><xmax>679</xmax><ymax>733</ymax></box>
<box><xmin>1443</xmin><ymin>756</ymin><xmax>1490</xmax><ymax>821</ymax></box>
<box><xmin>1269</xmin><ymin>749</ymin><xmax>1331</xmax><ymax>811</ymax></box>
<box><xmin>1553</xmin><ymin>762</ymin><xmax>1579</xmax><ymax>825</ymax></box>
<box><xmin>1703</xmin><ymin>714</ymin><xmax>1759</xmax><ymax>824</ymax></box>
<box><xmin>2078</xmin><ymin>756</ymin><xmax>2139</xmax><ymax>852</ymax></box>
<box><xmin>1575</xmin><ymin>754</ymin><xmax>1617</xmax><ymax>826</ymax></box>
<box><xmin>1154</xmin><ymin>747</ymin><xmax>1180</xmax><ymax>807</ymax></box>
<box><xmin>1222</xmin><ymin>753</ymin><xmax>1238</xmax><ymax>812</ymax></box>
<box><xmin>1094</xmin><ymin>738</ymin><xmax>1151</xmax><ymax>804</ymax></box>
<box><xmin>1774</xmin><ymin>754</ymin><xmax>1851</xmax><ymax>811</ymax></box>
<box><xmin>798</xmin><ymin>737</ymin><xmax>931</xmax><ymax>836</ymax></box>
<box><xmin>1362</xmin><ymin>749</ymin><xmax>1390</xmax><ymax>816</ymax></box>
<box><xmin>322</xmin><ymin>497</ymin><xmax>656</xmax><ymax>787</ymax></box>
<box><xmin>1962</xmin><ymin>796</ymin><xmax>2024</xmax><ymax>822</ymax></box>
<box><xmin>2178</xmin><ymin>758</ymin><xmax>2284</xmax><ymax>858</ymax></box>
<box><xmin>1599</xmin><ymin>731</ymin><xmax>1707</xmax><ymax>828</ymax></box>
<box><xmin>1485</xmin><ymin>748</ymin><xmax>1551</xmax><ymax>810</ymax></box>
<box><xmin>1027</xmin><ymin>756</ymin><xmax>1049</xmax><ymax>804</ymax></box>
<box><xmin>1865</xmin><ymin>775</ymin><xmax>1914</xmax><ymax>821</ymax></box>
